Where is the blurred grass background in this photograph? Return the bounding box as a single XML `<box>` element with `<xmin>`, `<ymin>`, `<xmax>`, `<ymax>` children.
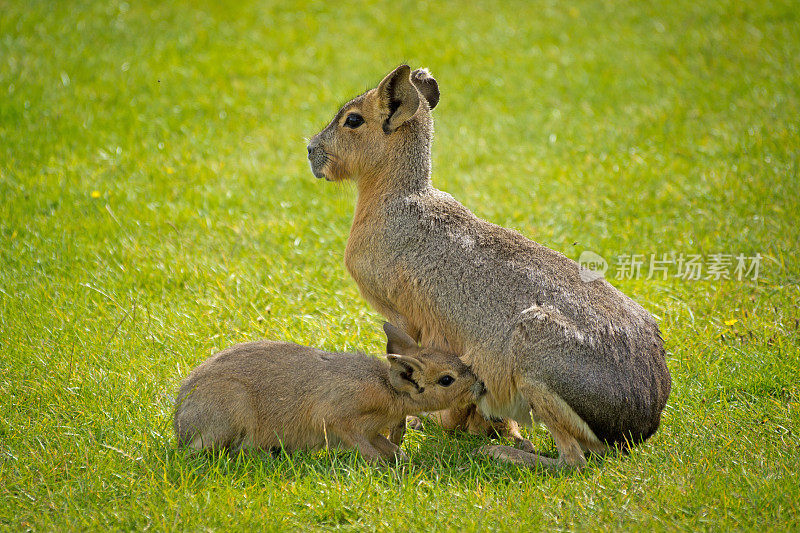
<box><xmin>1</xmin><ymin>0</ymin><xmax>798</xmax><ymax>529</ymax></box>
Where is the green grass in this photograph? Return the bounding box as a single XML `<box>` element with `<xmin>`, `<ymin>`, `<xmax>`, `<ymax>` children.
<box><xmin>2</xmin><ymin>0</ymin><xmax>799</xmax><ymax>529</ymax></box>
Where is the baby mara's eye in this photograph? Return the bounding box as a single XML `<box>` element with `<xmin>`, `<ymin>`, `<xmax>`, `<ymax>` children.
<box><xmin>437</xmin><ymin>375</ymin><xmax>455</xmax><ymax>387</ymax></box>
<box><xmin>344</xmin><ymin>113</ymin><xmax>364</xmax><ymax>128</ymax></box>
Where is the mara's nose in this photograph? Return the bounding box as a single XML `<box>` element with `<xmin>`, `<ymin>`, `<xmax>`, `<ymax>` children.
<box><xmin>307</xmin><ymin>144</ymin><xmax>313</xmax><ymax>156</ymax></box>
<box><xmin>472</xmin><ymin>381</ymin><xmax>487</xmax><ymax>399</ymax></box>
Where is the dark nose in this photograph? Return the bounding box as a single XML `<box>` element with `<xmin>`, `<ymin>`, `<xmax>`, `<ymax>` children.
<box><xmin>472</xmin><ymin>381</ymin><xmax>487</xmax><ymax>399</ymax></box>
<box><xmin>307</xmin><ymin>139</ymin><xmax>318</xmax><ymax>158</ymax></box>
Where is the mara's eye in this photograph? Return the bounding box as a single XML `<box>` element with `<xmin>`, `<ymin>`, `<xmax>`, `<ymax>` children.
<box><xmin>344</xmin><ymin>113</ymin><xmax>364</xmax><ymax>128</ymax></box>
<box><xmin>437</xmin><ymin>375</ymin><xmax>455</xmax><ymax>387</ymax></box>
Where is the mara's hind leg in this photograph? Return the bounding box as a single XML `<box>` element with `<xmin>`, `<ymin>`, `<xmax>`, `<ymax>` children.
<box><xmin>478</xmin><ymin>444</ymin><xmax>561</xmax><ymax>469</ymax></box>
<box><xmin>479</xmin><ymin>381</ymin><xmax>606</xmax><ymax>470</ymax></box>
<box><xmin>174</xmin><ymin>383</ymin><xmax>255</xmax><ymax>453</ymax></box>
<box><xmin>178</xmin><ymin>418</ymin><xmax>253</xmax><ymax>454</ymax></box>
<box><xmin>178</xmin><ymin>421</ymin><xmax>243</xmax><ymax>453</ymax></box>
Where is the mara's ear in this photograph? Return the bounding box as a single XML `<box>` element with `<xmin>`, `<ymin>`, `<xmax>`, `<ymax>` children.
<box><xmin>376</xmin><ymin>64</ymin><xmax>420</xmax><ymax>134</ymax></box>
<box><xmin>384</xmin><ymin>322</ymin><xmax>417</xmax><ymax>355</ymax></box>
<box><xmin>387</xmin><ymin>354</ymin><xmax>426</xmax><ymax>394</ymax></box>
<box><xmin>386</xmin><ymin>354</ymin><xmax>425</xmax><ymax>375</ymax></box>
<box><xmin>411</xmin><ymin>68</ymin><xmax>440</xmax><ymax>110</ymax></box>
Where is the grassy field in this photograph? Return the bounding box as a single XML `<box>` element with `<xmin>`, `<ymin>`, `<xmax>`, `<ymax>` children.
<box><xmin>2</xmin><ymin>0</ymin><xmax>799</xmax><ymax>529</ymax></box>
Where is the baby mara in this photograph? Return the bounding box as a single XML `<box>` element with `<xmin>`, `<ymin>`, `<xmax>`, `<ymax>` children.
<box><xmin>174</xmin><ymin>322</ymin><xmax>484</xmax><ymax>464</ymax></box>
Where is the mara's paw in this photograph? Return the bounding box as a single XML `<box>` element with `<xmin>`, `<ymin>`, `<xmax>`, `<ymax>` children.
<box><xmin>394</xmin><ymin>448</ymin><xmax>410</xmax><ymax>464</ymax></box>
<box><xmin>406</xmin><ymin>415</ymin><xmax>425</xmax><ymax>432</ymax></box>
<box><xmin>515</xmin><ymin>437</ymin><xmax>536</xmax><ymax>454</ymax></box>
<box><xmin>476</xmin><ymin>444</ymin><xmax>560</xmax><ymax>471</ymax></box>
<box><xmin>557</xmin><ymin>449</ymin><xmax>588</xmax><ymax>471</ymax></box>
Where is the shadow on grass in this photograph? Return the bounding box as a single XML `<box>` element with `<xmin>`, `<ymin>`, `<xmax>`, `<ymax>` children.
<box><xmin>149</xmin><ymin>421</ymin><xmax>614</xmax><ymax>492</ymax></box>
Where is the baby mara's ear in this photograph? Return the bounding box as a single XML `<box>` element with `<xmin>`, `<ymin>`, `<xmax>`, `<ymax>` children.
<box><xmin>387</xmin><ymin>354</ymin><xmax>426</xmax><ymax>394</ymax></box>
<box><xmin>411</xmin><ymin>68</ymin><xmax>439</xmax><ymax>110</ymax></box>
<box><xmin>376</xmin><ymin>64</ymin><xmax>420</xmax><ymax>134</ymax></box>
<box><xmin>383</xmin><ymin>322</ymin><xmax>417</xmax><ymax>355</ymax></box>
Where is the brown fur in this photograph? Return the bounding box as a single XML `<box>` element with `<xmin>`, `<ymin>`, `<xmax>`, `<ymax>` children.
<box><xmin>307</xmin><ymin>65</ymin><xmax>672</xmax><ymax>469</ymax></box>
<box><xmin>173</xmin><ymin>322</ymin><xmax>484</xmax><ymax>464</ymax></box>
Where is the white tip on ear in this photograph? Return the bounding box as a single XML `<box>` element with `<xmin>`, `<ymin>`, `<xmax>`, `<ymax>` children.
<box><xmin>411</xmin><ymin>68</ymin><xmax>440</xmax><ymax>110</ymax></box>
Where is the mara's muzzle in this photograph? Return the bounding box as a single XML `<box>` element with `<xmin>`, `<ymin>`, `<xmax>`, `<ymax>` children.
<box><xmin>306</xmin><ymin>139</ymin><xmax>328</xmax><ymax>180</ymax></box>
<box><xmin>471</xmin><ymin>381</ymin><xmax>487</xmax><ymax>401</ymax></box>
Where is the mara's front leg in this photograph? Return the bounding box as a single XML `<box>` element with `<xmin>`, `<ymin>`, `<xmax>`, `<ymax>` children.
<box><xmin>332</xmin><ymin>428</ymin><xmax>384</xmax><ymax>464</ymax></box>
<box><xmin>388</xmin><ymin>415</ymin><xmax>425</xmax><ymax>446</ymax></box>
<box><xmin>432</xmin><ymin>404</ymin><xmax>535</xmax><ymax>453</ymax></box>
<box><xmin>370</xmin><ymin>434</ymin><xmax>409</xmax><ymax>464</ymax></box>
